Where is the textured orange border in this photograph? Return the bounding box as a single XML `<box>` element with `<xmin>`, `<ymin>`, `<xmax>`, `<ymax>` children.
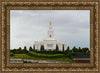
<box><xmin>0</xmin><ymin>0</ymin><xmax>99</xmax><ymax>73</ymax></box>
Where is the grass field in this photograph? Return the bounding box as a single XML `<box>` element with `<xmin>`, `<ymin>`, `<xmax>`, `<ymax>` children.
<box><xmin>10</xmin><ymin>51</ymin><xmax>74</xmax><ymax>63</ymax></box>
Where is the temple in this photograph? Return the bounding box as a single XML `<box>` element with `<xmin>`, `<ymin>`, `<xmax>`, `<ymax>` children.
<box><xmin>34</xmin><ymin>21</ymin><xmax>67</xmax><ymax>51</ymax></box>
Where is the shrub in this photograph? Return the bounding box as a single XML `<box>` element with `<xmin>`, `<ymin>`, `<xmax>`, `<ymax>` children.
<box><xmin>10</xmin><ymin>52</ymin><xmax>14</xmax><ymax>56</ymax></box>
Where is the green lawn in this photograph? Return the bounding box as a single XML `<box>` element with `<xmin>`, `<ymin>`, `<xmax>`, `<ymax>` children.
<box><xmin>10</xmin><ymin>52</ymin><xmax>74</xmax><ymax>63</ymax></box>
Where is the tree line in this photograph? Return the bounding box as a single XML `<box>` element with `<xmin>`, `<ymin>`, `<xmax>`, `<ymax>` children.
<box><xmin>10</xmin><ymin>44</ymin><xmax>90</xmax><ymax>55</ymax></box>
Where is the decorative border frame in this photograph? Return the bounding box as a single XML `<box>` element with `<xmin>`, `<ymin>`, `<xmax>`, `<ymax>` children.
<box><xmin>0</xmin><ymin>0</ymin><xmax>99</xmax><ymax>72</ymax></box>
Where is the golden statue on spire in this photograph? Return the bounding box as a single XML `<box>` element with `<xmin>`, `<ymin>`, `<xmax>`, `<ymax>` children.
<box><xmin>50</xmin><ymin>21</ymin><xmax>52</xmax><ymax>26</ymax></box>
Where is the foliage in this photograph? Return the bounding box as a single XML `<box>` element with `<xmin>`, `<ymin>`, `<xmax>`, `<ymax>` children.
<box><xmin>10</xmin><ymin>52</ymin><xmax>14</xmax><ymax>56</ymax></box>
<box><xmin>66</xmin><ymin>46</ymin><xmax>70</xmax><ymax>52</ymax></box>
<box><xmin>27</xmin><ymin>51</ymin><xmax>65</xmax><ymax>58</ymax></box>
<box><xmin>72</xmin><ymin>46</ymin><xmax>78</xmax><ymax>52</ymax></box>
<box><xmin>55</xmin><ymin>44</ymin><xmax>59</xmax><ymax>51</ymax></box>
<box><xmin>33</xmin><ymin>44</ymin><xmax>35</xmax><ymax>51</ymax></box>
<box><xmin>10</xmin><ymin>45</ymin><xmax>90</xmax><ymax>61</ymax></box>
<box><xmin>10</xmin><ymin>53</ymin><xmax>73</xmax><ymax>63</ymax></box>
<box><xmin>82</xmin><ymin>47</ymin><xmax>89</xmax><ymax>53</ymax></box>
<box><xmin>78</xmin><ymin>47</ymin><xmax>82</xmax><ymax>52</ymax></box>
<box><xmin>11</xmin><ymin>54</ymin><xmax>32</xmax><ymax>59</ymax></box>
<box><xmin>23</xmin><ymin>46</ymin><xmax>28</xmax><ymax>53</ymax></box>
<box><xmin>62</xmin><ymin>44</ymin><xmax>64</xmax><ymax>52</ymax></box>
<box><xmin>40</xmin><ymin>45</ymin><xmax>45</xmax><ymax>51</ymax></box>
<box><xmin>29</xmin><ymin>46</ymin><xmax>33</xmax><ymax>51</ymax></box>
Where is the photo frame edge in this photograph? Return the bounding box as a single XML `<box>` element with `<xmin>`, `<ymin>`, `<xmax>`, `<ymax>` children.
<box><xmin>0</xmin><ymin>0</ymin><xmax>99</xmax><ymax>73</ymax></box>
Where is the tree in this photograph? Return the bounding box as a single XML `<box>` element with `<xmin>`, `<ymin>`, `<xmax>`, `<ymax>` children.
<box><xmin>66</xmin><ymin>46</ymin><xmax>70</xmax><ymax>52</ymax></box>
<box><xmin>18</xmin><ymin>47</ymin><xmax>22</xmax><ymax>51</ymax></box>
<box><xmin>62</xmin><ymin>44</ymin><xmax>64</xmax><ymax>52</ymax></box>
<box><xmin>23</xmin><ymin>46</ymin><xmax>28</xmax><ymax>53</ymax></box>
<box><xmin>40</xmin><ymin>45</ymin><xmax>44</xmax><ymax>51</ymax></box>
<box><xmin>10</xmin><ymin>52</ymin><xmax>14</xmax><ymax>56</ymax></box>
<box><xmin>55</xmin><ymin>44</ymin><xmax>59</xmax><ymax>51</ymax></box>
<box><xmin>82</xmin><ymin>47</ymin><xmax>89</xmax><ymax>53</ymax></box>
<box><xmin>87</xmin><ymin>49</ymin><xmax>90</xmax><ymax>54</ymax></box>
<box><xmin>67</xmin><ymin>53</ymin><xmax>72</xmax><ymax>59</ymax></box>
<box><xmin>72</xmin><ymin>46</ymin><xmax>78</xmax><ymax>52</ymax></box>
<box><xmin>33</xmin><ymin>44</ymin><xmax>35</xmax><ymax>51</ymax></box>
<box><xmin>11</xmin><ymin>49</ymin><xmax>17</xmax><ymax>54</ymax></box>
<box><xmin>85</xmin><ymin>48</ymin><xmax>89</xmax><ymax>53</ymax></box>
<box><xmin>17</xmin><ymin>47</ymin><xmax>22</xmax><ymax>53</ymax></box>
<box><xmin>29</xmin><ymin>46</ymin><xmax>33</xmax><ymax>51</ymax></box>
<box><xmin>78</xmin><ymin>47</ymin><xmax>82</xmax><ymax>52</ymax></box>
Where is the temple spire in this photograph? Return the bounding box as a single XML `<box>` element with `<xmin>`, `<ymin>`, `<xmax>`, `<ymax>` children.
<box><xmin>48</xmin><ymin>21</ymin><xmax>54</xmax><ymax>38</ymax></box>
<box><xmin>50</xmin><ymin>21</ymin><xmax>52</xmax><ymax>26</ymax></box>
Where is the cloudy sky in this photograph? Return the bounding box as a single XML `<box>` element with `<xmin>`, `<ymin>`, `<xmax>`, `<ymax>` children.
<box><xmin>10</xmin><ymin>10</ymin><xmax>90</xmax><ymax>49</ymax></box>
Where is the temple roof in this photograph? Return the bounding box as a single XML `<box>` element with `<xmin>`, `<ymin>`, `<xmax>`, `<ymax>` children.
<box><xmin>44</xmin><ymin>38</ymin><xmax>57</xmax><ymax>41</ymax></box>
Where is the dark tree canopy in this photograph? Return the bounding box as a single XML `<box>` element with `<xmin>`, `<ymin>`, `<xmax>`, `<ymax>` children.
<box><xmin>33</xmin><ymin>44</ymin><xmax>35</xmax><ymax>51</ymax></box>
<box><xmin>56</xmin><ymin>44</ymin><xmax>59</xmax><ymax>51</ymax></box>
<box><xmin>18</xmin><ymin>47</ymin><xmax>22</xmax><ymax>51</ymax></box>
<box><xmin>10</xmin><ymin>44</ymin><xmax>90</xmax><ymax>59</ymax></box>
<box><xmin>29</xmin><ymin>46</ymin><xmax>33</xmax><ymax>51</ymax></box>
<box><xmin>23</xmin><ymin>46</ymin><xmax>28</xmax><ymax>53</ymax></box>
<box><xmin>40</xmin><ymin>45</ymin><xmax>45</xmax><ymax>51</ymax></box>
<box><xmin>82</xmin><ymin>47</ymin><xmax>89</xmax><ymax>53</ymax></box>
<box><xmin>62</xmin><ymin>44</ymin><xmax>64</xmax><ymax>52</ymax></box>
<box><xmin>66</xmin><ymin>46</ymin><xmax>70</xmax><ymax>52</ymax></box>
<box><xmin>78</xmin><ymin>47</ymin><xmax>82</xmax><ymax>52</ymax></box>
<box><xmin>72</xmin><ymin>46</ymin><xmax>78</xmax><ymax>52</ymax></box>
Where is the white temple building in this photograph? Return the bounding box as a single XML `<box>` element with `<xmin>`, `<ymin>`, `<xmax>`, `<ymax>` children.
<box><xmin>34</xmin><ymin>21</ymin><xmax>67</xmax><ymax>51</ymax></box>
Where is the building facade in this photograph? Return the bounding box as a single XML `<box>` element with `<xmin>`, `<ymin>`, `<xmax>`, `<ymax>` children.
<box><xmin>73</xmin><ymin>53</ymin><xmax>90</xmax><ymax>63</ymax></box>
<box><xmin>34</xmin><ymin>21</ymin><xmax>67</xmax><ymax>51</ymax></box>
